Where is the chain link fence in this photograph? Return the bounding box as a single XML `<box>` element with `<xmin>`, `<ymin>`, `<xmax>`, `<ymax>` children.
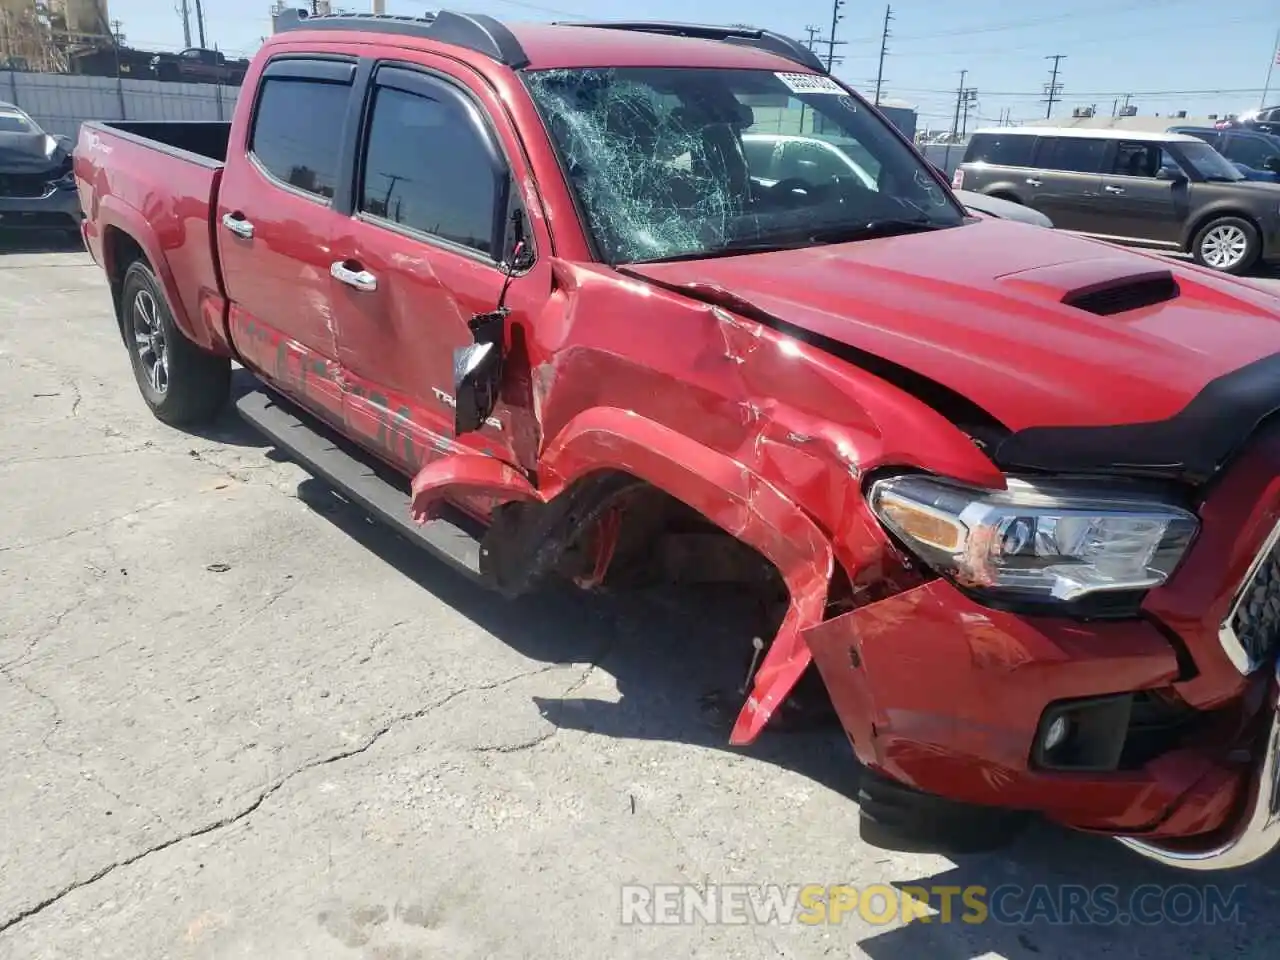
<box><xmin>1</xmin><ymin>70</ymin><xmax>240</xmax><ymax>139</ymax></box>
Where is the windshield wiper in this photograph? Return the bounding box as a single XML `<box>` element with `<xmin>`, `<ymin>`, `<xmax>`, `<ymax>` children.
<box><xmin>803</xmin><ymin>217</ymin><xmax>951</xmax><ymax>243</ymax></box>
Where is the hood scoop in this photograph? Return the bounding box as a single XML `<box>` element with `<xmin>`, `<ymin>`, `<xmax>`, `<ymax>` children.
<box><xmin>997</xmin><ymin>257</ymin><xmax>1181</xmax><ymax>316</ymax></box>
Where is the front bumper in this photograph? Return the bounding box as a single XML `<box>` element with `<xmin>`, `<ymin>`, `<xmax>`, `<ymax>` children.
<box><xmin>0</xmin><ymin>183</ymin><xmax>82</xmax><ymax>230</ymax></box>
<box><xmin>1119</xmin><ymin>660</ymin><xmax>1280</xmax><ymax>869</ymax></box>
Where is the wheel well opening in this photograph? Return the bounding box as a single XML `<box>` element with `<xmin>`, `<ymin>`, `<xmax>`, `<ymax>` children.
<box><xmin>988</xmin><ymin>191</ymin><xmax>1021</xmax><ymax>204</ymax></box>
<box><xmin>1187</xmin><ymin>210</ymin><xmax>1260</xmax><ymax>251</ymax></box>
<box><xmin>103</xmin><ymin>226</ymin><xmax>147</xmax><ymax>335</ymax></box>
<box><xmin>534</xmin><ymin>471</ymin><xmax>843</xmax><ymax>728</ymax></box>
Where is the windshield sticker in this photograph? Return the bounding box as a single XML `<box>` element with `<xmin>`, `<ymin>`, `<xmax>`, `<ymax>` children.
<box><xmin>774</xmin><ymin>73</ymin><xmax>846</xmax><ymax>95</ymax></box>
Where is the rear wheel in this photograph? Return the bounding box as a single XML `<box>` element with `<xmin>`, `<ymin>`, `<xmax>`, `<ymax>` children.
<box><xmin>121</xmin><ymin>259</ymin><xmax>230</xmax><ymax>426</ymax></box>
<box><xmin>1191</xmin><ymin>216</ymin><xmax>1260</xmax><ymax>274</ymax></box>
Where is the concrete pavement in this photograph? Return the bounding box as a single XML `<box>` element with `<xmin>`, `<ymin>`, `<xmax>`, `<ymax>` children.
<box><xmin>1</xmin><ymin>241</ymin><xmax>1279</xmax><ymax>960</ymax></box>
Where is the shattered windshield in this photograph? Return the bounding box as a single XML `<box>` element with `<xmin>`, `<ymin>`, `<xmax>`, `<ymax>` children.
<box><xmin>524</xmin><ymin>67</ymin><xmax>965</xmax><ymax>264</ymax></box>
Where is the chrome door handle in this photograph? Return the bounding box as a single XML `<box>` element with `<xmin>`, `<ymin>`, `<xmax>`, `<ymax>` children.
<box><xmin>1104</xmin><ymin>185</ymin><xmax>1125</xmax><ymax>194</ymax></box>
<box><xmin>331</xmin><ymin>261</ymin><xmax>377</xmax><ymax>292</ymax></box>
<box><xmin>221</xmin><ymin>212</ymin><xmax>254</xmax><ymax>239</ymax></box>
<box><xmin>1025</xmin><ymin>178</ymin><xmax>1043</xmax><ymax>186</ymax></box>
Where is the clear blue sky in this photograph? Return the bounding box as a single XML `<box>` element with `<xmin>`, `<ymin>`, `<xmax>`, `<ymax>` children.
<box><xmin>108</xmin><ymin>0</ymin><xmax>1280</xmax><ymax>127</ymax></box>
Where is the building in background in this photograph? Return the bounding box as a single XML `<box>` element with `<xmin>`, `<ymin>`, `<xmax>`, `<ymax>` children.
<box><xmin>1</xmin><ymin>0</ymin><xmax>112</xmax><ymax>73</ymax></box>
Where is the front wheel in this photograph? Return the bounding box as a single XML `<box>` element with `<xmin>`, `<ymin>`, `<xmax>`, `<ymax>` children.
<box><xmin>1191</xmin><ymin>216</ymin><xmax>1260</xmax><ymax>274</ymax></box>
<box><xmin>121</xmin><ymin>259</ymin><xmax>230</xmax><ymax>426</ymax></box>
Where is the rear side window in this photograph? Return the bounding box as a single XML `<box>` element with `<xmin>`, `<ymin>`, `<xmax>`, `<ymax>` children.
<box><xmin>964</xmin><ymin>133</ymin><xmax>1037</xmax><ymax>167</ymax></box>
<box><xmin>250</xmin><ymin>77</ymin><xmax>351</xmax><ymax>200</ymax></box>
<box><xmin>1038</xmin><ymin>137</ymin><xmax>1107</xmax><ymax>174</ymax></box>
<box><xmin>1226</xmin><ymin>134</ymin><xmax>1279</xmax><ymax>169</ymax></box>
<box><xmin>358</xmin><ymin>82</ymin><xmax>502</xmax><ymax>257</ymax></box>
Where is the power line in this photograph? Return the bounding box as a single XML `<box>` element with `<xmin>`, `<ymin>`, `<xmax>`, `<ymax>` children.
<box><xmin>1043</xmin><ymin>54</ymin><xmax>1065</xmax><ymax>119</ymax></box>
<box><xmin>887</xmin><ymin>0</ymin><xmax>1200</xmax><ymax>43</ymax></box>
<box><xmin>886</xmin><ymin>85</ymin><xmax>1272</xmax><ymax>97</ymax></box>
<box><xmin>873</xmin><ymin>5</ymin><xmax>892</xmax><ymax>107</ymax></box>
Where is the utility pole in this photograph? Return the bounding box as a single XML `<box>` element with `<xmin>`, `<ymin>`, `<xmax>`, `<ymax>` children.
<box><xmin>799</xmin><ymin>25</ymin><xmax>820</xmax><ymax>133</ymax></box>
<box><xmin>873</xmin><ymin>5</ymin><xmax>893</xmax><ymax>107</ymax></box>
<box><xmin>824</xmin><ymin>0</ymin><xmax>846</xmax><ymax>71</ymax></box>
<box><xmin>192</xmin><ymin>0</ymin><xmax>206</xmax><ymax>47</ymax></box>
<box><xmin>1043</xmin><ymin>54</ymin><xmax>1065</xmax><ymax>119</ymax></box>
<box><xmin>960</xmin><ymin>87</ymin><xmax>977</xmax><ymax>138</ymax></box>
<box><xmin>176</xmin><ymin>0</ymin><xmax>192</xmax><ymax>48</ymax></box>
<box><xmin>943</xmin><ymin>70</ymin><xmax>968</xmax><ymax>172</ymax></box>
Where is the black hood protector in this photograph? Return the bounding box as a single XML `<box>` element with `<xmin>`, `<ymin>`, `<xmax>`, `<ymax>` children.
<box><xmin>992</xmin><ymin>350</ymin><xmax>1280</xmax><ymax>486</ymax></box>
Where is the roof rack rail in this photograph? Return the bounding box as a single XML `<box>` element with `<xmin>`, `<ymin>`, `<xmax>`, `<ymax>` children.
<box><xmin>555</xmin><ymin>21</ymin><xmax>828</xmax><ymax>74</ymax></box>
<box><xmin>272</xmin><ymin>8</ymin><xmax>530</xmax><ymax>68</ymax></box>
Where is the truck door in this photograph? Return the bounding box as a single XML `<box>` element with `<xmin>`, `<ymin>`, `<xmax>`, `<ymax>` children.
<box><xmin>326</xmin><ymin>61</ymin><xmax>547</xmax><ymax>475</ymax></box>
<box><xmin>217</xmin><ymin>55</ymin><xmax>358</xmax><ymax>426</ymax></box>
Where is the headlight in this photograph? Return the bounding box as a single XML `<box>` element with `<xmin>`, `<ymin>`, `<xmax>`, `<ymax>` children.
<box><xmin>867</xmin><ymin>474</ymin><xmax>1198</xmax><ymax>604</ymax></box>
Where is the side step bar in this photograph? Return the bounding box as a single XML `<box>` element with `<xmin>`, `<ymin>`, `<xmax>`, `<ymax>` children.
<box><xmin>235</xmin><ymin>388</ymin><xmax>485</xmax><ymax>578</ymax></box>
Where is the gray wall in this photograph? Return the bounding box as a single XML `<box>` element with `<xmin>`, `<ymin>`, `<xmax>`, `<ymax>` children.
<box><xmin>1</xmin><ymin>71</ymin><xmax>241</xmax><ymax>139</ymax></box>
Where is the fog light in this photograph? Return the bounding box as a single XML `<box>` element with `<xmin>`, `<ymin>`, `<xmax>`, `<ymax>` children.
<box><xmin>1043</xmin><ymin>715</ymin><xmax>1070</xmax><ymax>752</ymax></box>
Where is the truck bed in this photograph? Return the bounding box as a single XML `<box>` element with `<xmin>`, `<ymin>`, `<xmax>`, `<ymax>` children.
<box><xmin>77</xmin><ymin>120</ymin><xmax>232</xmax><ymax>355</ymax></box>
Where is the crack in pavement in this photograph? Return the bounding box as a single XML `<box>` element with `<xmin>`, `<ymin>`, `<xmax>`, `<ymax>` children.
<box><xmin>1</xmin><ymin>596</ymin><xmax>91</xmax><ymax>672</ymax></box>
<box><xmin>0</xmin><ymin>496</ymin><xmax>188</xmax><ymax>555</ymax></box>
<box><xmin>0</xmin><ymin>445</ymin><xmax>155</xmax><ymax>469</ymax></box>
<box><xmin>0</xmin><ymin>661</ymin><xmax>565</xmax><ymax>938</ymax></box>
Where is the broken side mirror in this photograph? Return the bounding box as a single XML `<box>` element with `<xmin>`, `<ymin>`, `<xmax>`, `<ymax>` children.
<box><xmin>454</xmin><ymin>337</ymin><xmax>503</xmax><ymax>435</ymax></box>
<box><xmin>452</xmin><ymin>229</ymin><xmax>529</xmax><ymax>437</ymax></box>
<box><xmin>1264</xmin><ymin>155</ymin><xmax>1280</xmax><ymax>174</ymax></box>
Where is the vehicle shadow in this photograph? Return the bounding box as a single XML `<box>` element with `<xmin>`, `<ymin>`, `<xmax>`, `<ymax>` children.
<box><xmin>292</xmin><ymin>474</ymin><xmax>1280</xmax><ymax>956</ymax></box>
<box><xmin>0</xmin><ymin>228</ymin><xmax>85</xmax><ymax>255</ymax></box>
<box><xmin>183</xmin><ymin>367</ymin><xmax>273</xmax><ymax>450</ymax></box>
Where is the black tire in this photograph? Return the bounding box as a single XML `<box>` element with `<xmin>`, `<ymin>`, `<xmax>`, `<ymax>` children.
<box><xmin>856</xmin><ymin>768</ymin><xmax>1029</xmax><ymax>856</ymax></box>
<box><xmin>120</xmin><ymin>259</ymin><xmax>230</xmax><ymax>426</ymax></box>
<box><xmin>1191</xmin><ymin>216</ymin><xmax>1260</xmax><ymax>275</ymax></box>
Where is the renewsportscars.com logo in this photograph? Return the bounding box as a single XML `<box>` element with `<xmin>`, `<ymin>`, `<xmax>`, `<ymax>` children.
<box><xmin>620</xmin><ymin>883</ymin><xmax>1247</xmax><ymax>927</ymax></box>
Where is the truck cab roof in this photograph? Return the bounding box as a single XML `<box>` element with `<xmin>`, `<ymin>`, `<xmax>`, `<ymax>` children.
<box><xmin>270</xmin><ymin>10</ymin><xmax>828</xmax><ymax>73</ymax></box>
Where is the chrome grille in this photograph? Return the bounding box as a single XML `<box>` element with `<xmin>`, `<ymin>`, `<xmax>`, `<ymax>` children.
<box><xmin>1221</xmin><ymin>522</ymin><xmax>1280</xmax><ymax>673</ymax></box>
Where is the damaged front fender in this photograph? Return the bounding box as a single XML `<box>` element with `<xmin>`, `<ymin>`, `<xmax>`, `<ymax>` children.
<box><xmin>537</xmin><ymin>406</ymin><xmax>835</xmax><ymax>744</ymax></box>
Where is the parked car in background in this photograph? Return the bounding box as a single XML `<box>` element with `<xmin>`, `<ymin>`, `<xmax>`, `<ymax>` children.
<box><xmin>954</xmin><ymin>126</ymin><xmax>1280</xmax><ymax>273</ymax></box>
<box><xmin>150</xmin><ymin>47</ymin><xmax>250</xmax><ymax>85</ymax></box>
<box><xmin>740</xmin><ymin>133</ymin><xmax>1055</xmax><ymax>227</ymax></box>
<box><xmin>1167</xmin><ymin>125</ymin><xmax>1280</xmax><ymax>183</ymax></box>
<box><xmin>1223</xmin><ymin>106</ymin><xmax>1280</xmax><ymax>137</ymax></box>
<box><xmin>0</xmin><ymin>100</ymin><xmax>81</xmax><ymax>235</ymax></box>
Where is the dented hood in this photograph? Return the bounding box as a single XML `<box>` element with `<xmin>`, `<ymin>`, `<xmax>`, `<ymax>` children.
<box><xmin>625</xmin><ymin>219</ymin><xmax>1280</xmax><ymax>481</ymax></box>
<box><xmin>626</xmin><ymin>219</ymin><xmax>1280</xmax><ymax>432</ymax></box>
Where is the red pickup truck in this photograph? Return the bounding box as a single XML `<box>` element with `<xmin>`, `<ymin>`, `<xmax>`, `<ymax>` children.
<box><xmin>76</xmin><ymin>10</ymin><xmax>1280</xmax><ymax>870</ymax></box>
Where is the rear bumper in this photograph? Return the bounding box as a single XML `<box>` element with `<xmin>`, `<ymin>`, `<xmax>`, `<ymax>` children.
<box><xmin>0</xmin><ymin>186</ymin><xmax>82</xmax><ymax>230</ymax></box>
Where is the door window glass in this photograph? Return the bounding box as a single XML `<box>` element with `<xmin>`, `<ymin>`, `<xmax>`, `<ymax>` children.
<box><xmin>1110</xmin><ymin>141</ymin><xmax>1161</xmax><ymax>177</ymax></box>
<box><xmin>963</xmin><ymin>133</ymin><xmax>1037</xmax><ymax>167</ymax></box>
<box><xmin>1038</xmin><ymin>137</ymin><xmax>1107</xmax><ymax>173</ymax></box>
<box><xmin>249</xmin><ymin>76</ymin><xmax>351</xmax><ymax>200</ymax></box>
<box><xmin>359</xmin><ymin>83</ymin><xmax>502</xmax><ymax>256</ymax></box>
<box><xmin>1226</xmin><ymin>135</ymin><xmax>1278</xmax><ymax>168</ymax></box>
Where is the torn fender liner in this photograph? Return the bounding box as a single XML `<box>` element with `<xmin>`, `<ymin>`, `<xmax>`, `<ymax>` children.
<box><xmin>992</xmin><ymin>351</ymin><xmax>1280</xmax><ymax>484</ymax></box>
<box><xmin>534</xmin><ymin>407</ymin><xmax>837</xmax><ymax>745</ymax></box>
<box><xmin>410</xmin><ymin>453</ymin><xmax>542</xmax><ymax>523</ymax></box>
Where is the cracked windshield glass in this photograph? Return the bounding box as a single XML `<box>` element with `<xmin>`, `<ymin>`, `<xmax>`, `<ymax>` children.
<box><xmin>525</xmin><ymin>66</ymin><xmax>965</xmax><ymax>263</ymax></box>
